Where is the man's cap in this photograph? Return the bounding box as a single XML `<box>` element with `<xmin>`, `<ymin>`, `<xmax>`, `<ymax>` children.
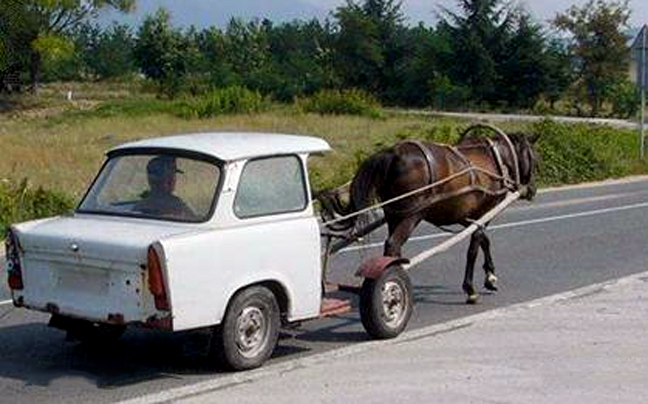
<box><xmin>147</xmin><ymin>156</ymin><xmax>183</xmax><ymax>177</ymax></box>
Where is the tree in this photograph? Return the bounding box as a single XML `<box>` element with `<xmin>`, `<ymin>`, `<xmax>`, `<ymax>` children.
<box><xmin>0</xmin><ymin>0</ymin><xmax>134</xmax><ymax>91</ymax></box>
<box><xmin>499</xmin><ymin>13</ymin><xmax>551</xmax><ymax>109</ymax></box>
<box><xmin>543</xmin><ymin>39</ymin><xmax>574</xmax><ymax>110</ymax></box>
<box><xmin>223</xmin><ymin>18</ymin><xmax>271</xmax><ymax>85</ymax></box>
<box><xmin>85</xmin><ymin>23</ymin><xmax>136</xmax><ymax>79</ymax></box>
<box><xmin>261</xmin><ymin>19</ymin><xmax>339</xmax><ymax>100</ymax></box>
<box><xmin>396</xmin><ymin>24</ymin><xmax>456</xmax><ymax>107</ymax></box>
<box><xmin>553</xmin><ymin>0</ymin><xmax>632</xmax><ymax>116</ymax></box>
<box><xmin>333</xmin><ymin>0</ymin><xmax>407</xmax><ymax>100</ymax></box>
<box><xmin>134</xmin><ymin>9</ymin><xmax>189</xmax><ymax>98</ymax></box>
<box><xmin>439</xmin><ymin>0</ymin><xmax>514</xmax><ymax>105</ymax></box>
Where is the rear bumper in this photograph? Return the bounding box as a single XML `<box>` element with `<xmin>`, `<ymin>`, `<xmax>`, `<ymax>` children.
<box><xmin>15</xmin><ymin>298</ymin><xmax>173</xmax><ymax>330</ymax></box>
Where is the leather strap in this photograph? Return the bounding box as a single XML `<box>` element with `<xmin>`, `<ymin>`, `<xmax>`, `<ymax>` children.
<box><xmin>486</xmin><ymin>138</ymin><xmax>513</xmax><ymax>190</ymax></box>
<box><xmin>398</xmin><ymin>140</ymin><xmax>436</xmax><ymax>185</ymax></box>
<box><xmin>447</xmin><ymin>146</ymin><xmax>476</xmax><ymax>185</ymax></box>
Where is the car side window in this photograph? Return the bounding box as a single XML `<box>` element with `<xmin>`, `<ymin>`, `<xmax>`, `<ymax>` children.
<box><xmin>234</xmin><ymin>155</ymin><xmax>307</xmax><ymax>218</ymax></box>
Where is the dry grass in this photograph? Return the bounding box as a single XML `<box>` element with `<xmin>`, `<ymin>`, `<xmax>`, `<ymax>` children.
<box><xmin>1</xmin><ymin>106</ymin><xmax>507</xmax><ymax>198</ymax></box>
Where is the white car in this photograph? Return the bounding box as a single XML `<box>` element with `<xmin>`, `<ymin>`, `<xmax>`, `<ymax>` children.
<box><xmin>5</xmin><ymin>132</ymin><xmax>413</xmax><ymax>370</ymax></box>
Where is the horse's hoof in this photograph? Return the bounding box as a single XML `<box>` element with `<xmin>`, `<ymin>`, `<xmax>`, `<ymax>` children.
<box><xmin>484</xmin><ymin>274</ymin><xmax>498</xmax><ymax>291</ymax></box>
<box><xmin>466</xmin><ymin>294</ymin><xmax>479</xmax><ymax>305</ymax></box>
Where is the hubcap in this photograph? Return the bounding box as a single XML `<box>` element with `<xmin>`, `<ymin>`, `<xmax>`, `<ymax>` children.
<box><xmin>235</xmin><ymin>306</ymin><xmax>268</xmax><ymax>358</ymax></box>
<box><xmin>381</xmin><ymin>280</ymin><xmax>407</xmax><ymax>328</ymax></box>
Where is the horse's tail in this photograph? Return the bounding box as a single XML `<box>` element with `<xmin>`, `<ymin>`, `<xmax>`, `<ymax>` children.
<box><xmin>347</xmin><ymin>149</ymin><xmax>395</xmax><ymax>226</ymax></box>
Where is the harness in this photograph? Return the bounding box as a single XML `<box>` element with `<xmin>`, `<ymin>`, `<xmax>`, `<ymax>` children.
<box><xmin>318</xmin><ymin>125</ymin><xmax>525</xmax><ymax>228</ymax></box>
<box><xmin>395</xmin><ymin>140</ymin><xmax>437</xmax><ymax>184</ymax></box>
<box><xmin>382</xmin><ymin>134</ymin><xmax>519</xmax><ymax>217</ymax></box>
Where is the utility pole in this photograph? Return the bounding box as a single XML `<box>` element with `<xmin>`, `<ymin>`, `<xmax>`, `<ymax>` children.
<box><xmin>633</xmin><ymin>25</ymin><xmax>648</xmax><ymax>158</ymax></box>
<box><xmin>641</xmin><ymin>25</ymin><xmax>646</xmax><ymax>159</ymax></box>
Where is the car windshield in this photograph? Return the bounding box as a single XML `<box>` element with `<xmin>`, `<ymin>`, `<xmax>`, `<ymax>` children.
<box><xmin>78</xmin><ymin>152</ymin><xmax>221</xmax><ymax>222</ymax></box>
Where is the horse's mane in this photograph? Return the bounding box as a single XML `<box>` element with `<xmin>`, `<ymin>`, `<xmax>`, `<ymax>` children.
<box><xmin>349</xmin><ymin>149</ymin><xmax>395</xmax><ymax>213</ymax></box>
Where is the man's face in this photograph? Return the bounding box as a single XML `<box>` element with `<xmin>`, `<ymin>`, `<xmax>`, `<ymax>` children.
<box><xmin>157</xmin><ymin>171</ymin><xmax>176</xmax><ymax>194</ymax></box>
<box><xmin>148</xmin><ymin>157</ymin><xmax>178</xmax><ymax>194</ymax></box>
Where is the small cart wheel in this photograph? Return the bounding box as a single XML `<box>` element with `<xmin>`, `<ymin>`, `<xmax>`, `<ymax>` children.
<box><xmin>210</xmin><ymin>286</ymin><xmax>280</xmax><ymax>371</ymax></box>
<box><xmin>360</xmin><ymin>266</ymin><xmax>413</xmax><ymax>339</ymax></box>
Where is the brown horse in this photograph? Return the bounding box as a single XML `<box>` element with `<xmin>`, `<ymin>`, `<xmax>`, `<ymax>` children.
<box><xmin>334</xmin><ymin>129</ymin><xmax>539</xmax><ymax>304</ymax></box>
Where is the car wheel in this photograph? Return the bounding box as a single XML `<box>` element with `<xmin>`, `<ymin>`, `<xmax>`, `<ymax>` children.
<box><xmin>210</xmin><ymin>286</ymin><xmax>280</xmax><ymax>371</ymax></box>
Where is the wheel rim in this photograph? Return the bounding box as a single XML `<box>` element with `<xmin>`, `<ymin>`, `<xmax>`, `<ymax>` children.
<box><xmin>381</xmin><ymin>280</ymin><xmax>407</xmax><ymax>329</ymax></box>
<box><xmin>235</xmin><ymin>306</ymin><xmax>269</xmax><ymax>359</ymax></box>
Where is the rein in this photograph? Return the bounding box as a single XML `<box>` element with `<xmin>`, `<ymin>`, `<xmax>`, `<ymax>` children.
<box><xmin>320</xmin><ymin>165</ymin><xmax>511</xmax><ymax>227</ymax></box>
<box><xmin>320</xmin><ymin>125</ymin><xmax>526</xmax><ymax>228</ymax></box>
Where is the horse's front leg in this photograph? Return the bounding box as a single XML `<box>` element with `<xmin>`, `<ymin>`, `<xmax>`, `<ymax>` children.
<box><xmin>462</xmin><ymin>230</ymin><xmax>484</xmax><ymax>304</ymax></box>
<box><xmin>479</xmin><ymin>229</ymin><xmax>498</xmax><ymax>292</ymax></box>
<box><xmin>384</xmin><ymin>215</ymin><xmax>421</xmax><ymax>257</ymax></box>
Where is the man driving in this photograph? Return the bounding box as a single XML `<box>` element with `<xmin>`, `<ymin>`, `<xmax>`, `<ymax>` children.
<box><xmin>135</xmin><ymin>155</ymin><xmax>197</xmax><ymax>220</ymax></box>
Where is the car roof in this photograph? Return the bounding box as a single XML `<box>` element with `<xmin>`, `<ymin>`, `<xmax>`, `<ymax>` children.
<box><xmin>110</xmin><ymin>132</ymin><xmax>331</xmax><ymax>161</ymax></box>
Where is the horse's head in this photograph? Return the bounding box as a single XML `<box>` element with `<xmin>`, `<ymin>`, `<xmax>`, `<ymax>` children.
<box><xmin>507</xmin><ymin>132</ymin><xmax>540</xmax><ymax>201</ymax></box>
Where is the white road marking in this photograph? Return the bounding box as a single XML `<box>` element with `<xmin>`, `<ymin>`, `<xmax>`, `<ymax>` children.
<box><xmin>513</xmin><ymin>190</ymin><xmax>648</xmax><ymax>211</ymax></box>
<box><xmin>340</xmin><ymin>200</ymin><xmax>648</xmax><ymax>253</ymax></box>
<box><xmin>117</xmin><ymin>270</ymin><xmax>648</xmax><ymax>404</ymax></box>
<box><xmin>2</xmin><ymin>195</ymin><xmax>648</xmax><ymax>306</ymax></box>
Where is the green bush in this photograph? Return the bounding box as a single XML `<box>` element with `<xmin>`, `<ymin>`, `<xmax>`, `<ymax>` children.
<box><xmin>77</xmin><ymin>86</ymin><xmax>267</xmax><ymax>120</ymax></box>
<box><xmin>609</xmin><ymin>79</ymin><xmax>640</xmax><ymax>119</ymax></box>
<box><xmin>0</xmin><ymin>179</ymin><xmax>75</xmax><ymax>237</ymax></box>
<box><xmin>428</xmin><ymin>75</ymin><xmax>472</xmax><ymax>111</ymax></box>
<box><xmin>175</xmin><ymin>86</ymin><xmax>267</xmax><ymax>118</ymax></box>
<box><xmin>297</xmin><ymin>89</ymin><xmax>382</xmax><ymax>117</ymax></box>
<box><xmin>530</xmin><ymin>119</ymin><xmax>637</xmax><ymax>185</ymax></box>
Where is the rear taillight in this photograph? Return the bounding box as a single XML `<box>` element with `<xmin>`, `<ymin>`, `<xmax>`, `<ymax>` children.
<box><xmin>5</xmin><ymin>230</ymin><xmax>24</xmax><ymax>290</ymax></box>
<box><xmin>148</xmin><ymin>246</ymin><xmax>170</xmax><ymax>311</ymax></box>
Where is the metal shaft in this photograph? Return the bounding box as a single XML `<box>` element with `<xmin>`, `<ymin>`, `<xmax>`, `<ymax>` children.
<box><xmin>642</xmin><ymin>26</ymin><xmax>646</xmax><ymax>159</ymax></box>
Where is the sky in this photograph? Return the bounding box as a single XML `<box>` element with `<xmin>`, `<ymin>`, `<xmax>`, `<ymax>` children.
<box><xmin>101</xmin><ymin>0</ymin><xmax>648</xmax><ymax>29</ymax></box>
<box><xmin>307</xmin><ymin>0</ymin><xmax>648</xmax><ymax>27</ymax></box>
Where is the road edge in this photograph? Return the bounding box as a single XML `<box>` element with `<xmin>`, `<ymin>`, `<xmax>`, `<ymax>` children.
<box><xmin>116</xmin><ymin>270</ymin><xmax>648</xmax><ymax>404</ymax></box>
<box><xmin>539</xmin><ymin>174</ymin><xmax>648</xmax><ymax>194</ymax></box>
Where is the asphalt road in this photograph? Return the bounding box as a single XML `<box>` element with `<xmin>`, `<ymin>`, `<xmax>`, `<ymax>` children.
<box><xmin>1</xmin><ymin>177</ymin><xmax>648</xmax><ymax>404</ymax></box>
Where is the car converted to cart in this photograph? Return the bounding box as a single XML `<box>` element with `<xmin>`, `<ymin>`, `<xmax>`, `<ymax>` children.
<box><xmin>5</xmin><ymin>132</ymin><xmax>415</xmax><ymax>371</ymax></box>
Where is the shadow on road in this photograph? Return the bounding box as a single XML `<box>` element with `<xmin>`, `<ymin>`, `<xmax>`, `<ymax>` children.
<box><xmin>413</xmin><ymin>284</ymin><xmax>471</xmax><ymax>306</ymax></box>
<box><xmin>0</xmin><ymin>282</ymin><xmax>490</xmax><ymax>390</ymax></box>
<box><xmin>0</xmin><ymin>319</ymin><xmax>354</xmax><ymax>390</ymax></box>
<box><xmin>0</xmin><ymin>322</ymin><xmax>233</xmax><ymax>389</ymax></box>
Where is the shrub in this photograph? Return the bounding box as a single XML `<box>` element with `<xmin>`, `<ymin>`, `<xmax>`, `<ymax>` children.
<box><xmin>175</xmin><ymin>86</ymin><xmax>267</xmax><ymax>118</ymax></box>
<box><xmin>297</xmin><ymin>89</ymin><xmax>381</xmax><ymax>117</ymax></box>
<box><xmin>609</xmin><ymin>79</ymin><xmax>640</xmax><ymax>119</ymax></box>
<box><xmin>428</xmin><ymin>75</ymin><xmax>472</xmax><ymax>111</ymax></box>
<box><xmin>0</xmin><ymin>179</ymin><xmax>75</xmax><ymax>237</ymax></box>
<box><xmin>530</xmin><ymin>119</ymin><xmax>637</xmax><ymax>185</ymax></box>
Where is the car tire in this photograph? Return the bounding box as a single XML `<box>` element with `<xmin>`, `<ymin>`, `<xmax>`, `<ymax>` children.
<box><xmin>210</xmin><ymin>286</ymin><xmax>280</xmax><ymax>371</ymax></box>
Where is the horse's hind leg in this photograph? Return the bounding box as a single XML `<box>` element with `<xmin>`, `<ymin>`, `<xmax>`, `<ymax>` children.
<box><xmin>384</xmin><ymin>215</ymin><xmax>421</xmax><ymax>257</ymax></box>
<box><xmin>479</xmin><ymin>230</ymin><xmax>498</xmax><ymax>291</ymax></box>
<box><xmin>462</xmin><ymin>231</ymin><xmax>482</xmax><ymax>304</ymax></box>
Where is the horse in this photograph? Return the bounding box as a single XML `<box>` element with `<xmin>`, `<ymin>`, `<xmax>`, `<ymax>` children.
<box><xmin>323</xmin><ymin>127</ymin><xmax>539</xmax><ymax>304</ymax></box>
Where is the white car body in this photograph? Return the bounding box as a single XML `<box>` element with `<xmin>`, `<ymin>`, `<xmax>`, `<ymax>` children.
<box><xmin>9</xmin><ymin>132</ymin><xmax>331</xmax><ymax>332</ymax></box>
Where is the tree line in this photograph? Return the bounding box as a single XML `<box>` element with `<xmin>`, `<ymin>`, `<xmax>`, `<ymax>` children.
<box><xmin>0</xmin><ymin>0</ymin><xmax>639</xmax><ymax>117</ymax></box>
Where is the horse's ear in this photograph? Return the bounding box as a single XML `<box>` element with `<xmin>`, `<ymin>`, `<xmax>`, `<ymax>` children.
<box><xmin>528</xmin><ymin>133</ymin><xmax>541</xmax><ymax>144</ymax></box>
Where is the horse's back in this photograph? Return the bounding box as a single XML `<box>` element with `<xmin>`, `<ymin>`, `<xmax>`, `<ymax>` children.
<box><xmin>388</xmin><ymin>140</ymin><xmax>506</xmax><ymax>225</ymax></box>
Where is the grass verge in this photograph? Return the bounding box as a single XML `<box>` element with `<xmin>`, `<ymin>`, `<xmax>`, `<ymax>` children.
<box><xmin>1</xmin><ymin>94</ymin><xmax>647</xmax><ymax>234</ymax></box>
